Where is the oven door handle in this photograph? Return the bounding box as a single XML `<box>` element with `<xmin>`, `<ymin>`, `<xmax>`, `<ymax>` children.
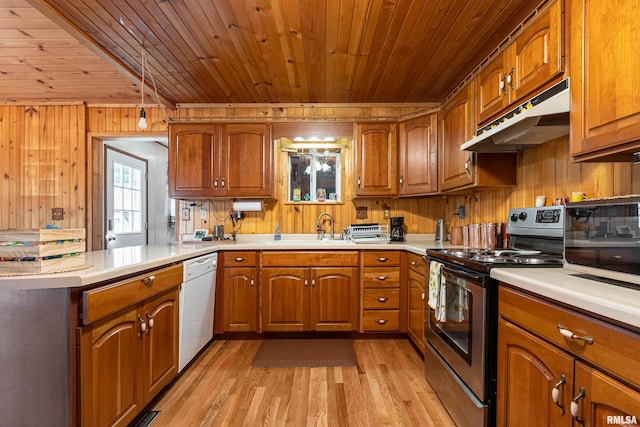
<box><xmin>442</xmin><ymin>266</ymin><xmax>484</xmax><ymax>283</ymax></box>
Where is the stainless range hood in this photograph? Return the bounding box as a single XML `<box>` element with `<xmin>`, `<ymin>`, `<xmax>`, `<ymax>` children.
<box><xmin>461</xmin><ymin>78</ymin><xmax>570</xmax><ymax>152</ymax></box>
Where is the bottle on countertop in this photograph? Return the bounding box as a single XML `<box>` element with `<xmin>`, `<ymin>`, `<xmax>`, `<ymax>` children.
<box><xmin>274</xmin><ymin>221</ymin><xmax>281</xmax><ymax>241</ymax></box>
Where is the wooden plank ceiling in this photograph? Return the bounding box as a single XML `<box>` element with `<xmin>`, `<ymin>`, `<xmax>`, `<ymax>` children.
<box><xmin>0</xmin><ymin>0</ymin><xmax>542</xmax><ymax>106</ymax></box>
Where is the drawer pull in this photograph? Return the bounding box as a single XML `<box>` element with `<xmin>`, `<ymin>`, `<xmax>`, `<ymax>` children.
<box><xmin>376</xmin><ymin>276</ymin><xmax>388</xmax><ymax>281</ymax></box>
<box><xmin>376</xmin><ymin>257</ymin><xmax>388</xmax><ymax>262</ymax></box>
<box><xmin>376</xmin><ymin>319</ymin><xmax>388</xmax><ymax>325</ymax></box>
<box><xmin>570</xmin><ymin>387</ymin><xmax>585</xmax><ymax>426</ymax></box>
<box><xmin>138</xmin><ymin>315</ymin><xmax>147</xmax><ymax>336</ymax></box>
<box><xmin>234</xmin><ymin>257</ymin><xmax>247</xmax><ymax>262</ymax></box>
<box><xmin>140</xmin><ymin>275</ymin><xmax>156</xmax><ymax>285</ymax></box>
<box><xmin>557</xmin><ymin>324</ymin><xmax>594</xmax><ymax>345</ymax></box>
<box><xmin>411</xmin><ymin>261</ymin><xmax>419</xmax><ymax>266</ymax></box>
<box><xmin>551</xmin><ymin>374</ymin><xmax>566</xmax><ymax>415</ymax></box>
<box><xmin>376</xmin><ymin>297</ymin><xmax>388</xmax><ymax>303</ymax></box>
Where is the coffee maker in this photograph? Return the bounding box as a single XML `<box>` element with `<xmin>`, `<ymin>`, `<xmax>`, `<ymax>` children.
<box><xmin>390</xmin><ymin>216</ymin><xmax>405</xmax><ymax>242</ymax></box>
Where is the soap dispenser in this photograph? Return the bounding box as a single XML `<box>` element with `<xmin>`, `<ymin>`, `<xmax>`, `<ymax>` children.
<box><xmin>274</xmin><ymin>221</ymin><xmax>281</xmax><ymax>241</ymax></box>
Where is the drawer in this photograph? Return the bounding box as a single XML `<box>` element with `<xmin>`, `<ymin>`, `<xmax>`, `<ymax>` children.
<box><xmin>261</xmin><ymin>251</ymin><xmax>358</xmax><ymax>267</ymax></box>
<box><xmin>499</xmin><ymin>285</ymin><xmax>640</xmax><ymax>390</ymax></box>
<box><xmin>407</xmin><ymin>252</ymin><xmax>426</xmax><ymax>274</ymax></box>
<box><xmin>363</xmin><ymin>288</ymin><xmax>400</xmax><ymax>309</ymax></box>
<box><xmin>362</xmin><ymin>267</ymin><xmax>400</xmax><ymax>287</ymax></box>
<box><xmin>83</xmin><ymin>264</ymin><xmax>182</xmax><ymax>325</ymax></box>
<box><xmin>362</xmin><ymin>310</ymin><xmax>400</xmax><ymax>331</ymax></box>
<box><xmin>223</xmin><ymin>251</ymin><xmax>257</xmax><ymax>266</ymax></box>
<box><xmin>362</xmin><ymin>251</ymin><xmax>400</xmax><ymax>267</ymax></box>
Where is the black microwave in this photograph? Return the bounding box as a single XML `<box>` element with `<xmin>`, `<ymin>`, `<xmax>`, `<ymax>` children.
<box><xmin>564</xmin><ymin>196</ymin><xmax>640</xmax><ymax>285</ymax></box>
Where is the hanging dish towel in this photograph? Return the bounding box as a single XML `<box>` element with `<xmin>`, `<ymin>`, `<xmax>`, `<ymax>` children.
<box><xmin>428</xmin><ymin>261</ymin><xmax>447</xmax><ymax>322</ymax></box>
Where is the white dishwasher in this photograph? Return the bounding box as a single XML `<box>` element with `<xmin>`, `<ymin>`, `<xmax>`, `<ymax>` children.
<box><xmin>179</xmin><ymin>252</ymin><xmax>217</xmax><ymax>372</ymax></box>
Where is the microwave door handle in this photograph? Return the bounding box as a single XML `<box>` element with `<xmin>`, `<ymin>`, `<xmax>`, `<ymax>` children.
<box><xmin>442</xmin><ymin>266</ymin><xmax>484</xmax><ymax>283</ymax></box>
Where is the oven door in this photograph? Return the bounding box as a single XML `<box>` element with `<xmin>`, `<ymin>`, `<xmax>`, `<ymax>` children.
<box><xmin>425</xmin><ymin>265</ymin><xmax>488</xmax><ymax>401</ymax></box>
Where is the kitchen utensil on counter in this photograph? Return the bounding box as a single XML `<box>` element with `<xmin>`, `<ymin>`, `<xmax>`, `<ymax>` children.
<box><xmin>213</xmin><ymin>225</ymin><xmax>225</xmax><ymax>240</ymax></box>
<box><xmin>435</xmin><ymin>218</ymin><xmax>446</xmax><ymax>241</ymax></box>
<box><xmin>450</xmin><ymin>226</ymin><xmax>463</xmax><ymax>245</ymax></box>
<box><xmin>535</xmin><ymin>195</ymin><xmax>546</xmax><ymax>207</ymax></box>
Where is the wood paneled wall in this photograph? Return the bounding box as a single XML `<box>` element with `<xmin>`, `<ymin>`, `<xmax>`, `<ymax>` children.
<box><xmin>1</xmin><ymin>103</ymin><xmax>639</xmax><ymax>239</ymax></box>
<box><xmin>0</xmin><ymin>103</ymin><xmax>85</xmax><ymax>230</ymax></box>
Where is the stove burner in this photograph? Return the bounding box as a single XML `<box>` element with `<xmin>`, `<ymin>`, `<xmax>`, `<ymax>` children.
<box><xmin>471</xmin><ymin>255</ymin><xmax>519</xmax><ymax>263</ymax></box>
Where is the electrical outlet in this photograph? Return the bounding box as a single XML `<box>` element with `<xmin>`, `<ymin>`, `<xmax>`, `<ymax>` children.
<box><xmin>200</xmin><ymin>207</ymin><xmax>208</xmax><ymax>220</ymax></box>
<box><xmin>51</xmin><ymin>207</ymin><xmax>64</xmax><ymax>220</ymax></box>
<box><xmin>383</xmin><ymin>208</ymin><xmax>390</xmax><ymax>218</ymax></box>
<box><xmin>182</xmin><ymin>207</ymin><xmax>190</xmax><ymax>221</ymax></box>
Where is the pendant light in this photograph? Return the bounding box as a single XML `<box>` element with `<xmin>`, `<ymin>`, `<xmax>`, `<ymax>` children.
<box><xmin>138</xmin><ymin>48</ymin><xmax>148</xmax><ymax>129</ymax></box>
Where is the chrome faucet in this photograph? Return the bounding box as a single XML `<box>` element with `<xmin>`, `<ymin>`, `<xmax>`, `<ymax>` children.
<box><xmin>316</xmin><ymin>212</ymin><xmax>335</xmax><ymax>239</ymax></box>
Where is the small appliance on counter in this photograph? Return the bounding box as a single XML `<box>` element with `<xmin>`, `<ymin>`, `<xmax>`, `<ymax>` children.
<box><xmin>390</xmin><ymin>216</ymin><xmax>405</xmax><ymax>242</ymax></box>
<box><xmin>434</xmin><ymin>218</ymin><xmax>446</xmax><ymax>241</ymax></box>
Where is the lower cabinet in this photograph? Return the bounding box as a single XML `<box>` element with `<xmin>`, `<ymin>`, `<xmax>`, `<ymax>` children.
<box><xmin>361</xmin><ymin>251</ymin><xmax>402</xmax><ymax>332</ymax></box>
<box><xmin>260</xmin><ymin>251</ymin><xmax>359</xmax><ymax>332</ymax></box>
<box><xmin>406</xmin><ymin>252</ymin><xmax>426</xmax><ymax>354</ymax></box>
<box><xmin>79</xmin><ymin>265</ymin><xmax>181</xmax><ymax>427</ymax></box>
<box><xmin>220</xmin><ymin>251</ymin><xmax>258</xmax><ymax>332</ymax></box>
<box><xmin>497</xmin><ymin>285</ymin><xmax>640</xmax><ymax>427</ymax></box>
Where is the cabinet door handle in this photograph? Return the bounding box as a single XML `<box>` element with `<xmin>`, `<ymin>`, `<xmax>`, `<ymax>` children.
<box><xmin>221</xmin><ymin>178</ymin><xmax>225</xmax><ymax>189</ymax></box>
<box><xmin>146</xmin><ymin>312</ymin><xmax>154</xmax><ymax>333</ymax></box>
<box><xmin>557</xmin><ymin>324</ymin><xmax>594</xmax><ymax>345</ymax></box>
<box><xmin>304</xmin><ymin>279</ymin><xmax>308</xmax><ymax>288</ymax></box>
<box><xmin>376</xmin><ymin>297</ymin><xmax>388</xmax><ymax>303</ymax></box>
<box><xmin>234</xmin><ymin>257</ymin><xmax>247</xmax><ymax>262</ymax></box>
<box><xmin>138</xmin><ymin>315</ymin><xmax>147</xmax><ymax>336</ymax></box>
<box><xmin>214</xmin><ymin>178</ymin><xmax>218</xmax><ymax>189</ymax></box>
<box><xmin>140</xmin><ymin>275</ymin><xmax>156</xmax><ymax>286</ymax></box>
<box><xmin>311</xmin><ymin>278</ymin><xmax>315</xmax><ymax>287</ymax></box>
<box><xmin>570</xmin><ymin>387</ymin><xmax>585</xmax><ymax>426</ymax></box>
<box><xmin>250</xmin><ymin>275</ymin><xmax>255</xmax><ymax>287</ymax></box>
<box><xmin>499</xmin><ymin>77</ymin><xmax>507</xmax><ymax>95</ymax></box>
<box><xmin>551</xmin><ymin>374</ymin><xmax>566</xmax><ymax>415</ymax></box>
<box><xmin>376</xmin><ymin>319</ymin><xmax>388</xmax><ymax>325</ymax></box>
<box><xmin>376</xmin><ymin>276</ymin><xmax>388</xmax><ymax>281</ymax></box>
<box><xmin>376</xmin><ymin>257</ymin><xmax>388</xmax><ymax>262</ymax></box>
<box><xmin>399</xmin><ymin>175</ymin><xmax>404</xmax><ymax>187</ymax></box>
<box><xmin>465</xmin><ymin>155</ymin><xmax>473</xmax><ymax>175</ymax></box>
<box><xmin>357</xmin><ymin>176</ymin><xmax>361</xmax><ymax>188</ymax></box>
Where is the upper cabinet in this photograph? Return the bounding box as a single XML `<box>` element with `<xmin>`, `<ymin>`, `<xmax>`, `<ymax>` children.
<box><xmin>477</xmin><ymin>0</ymin><xmax>563</xmax><ymax>125</ymax></box>
<box><xmin>169</xmin><ymin>123</ymin><xmax>273</xmax><ymax>198</ymax></box>
<box><xmin>355</xmin><ymin>123</ymin><xmax>398</xmax><ymax>196</ymax></box>
<box><xmin>441</xmin><ymin>81</ymin><xmax>516</xmax><ymax>192</ymax></box>
<box><xmin>570</xmin><ymin>0</ymin><xmax>640</xmax><ymax>161</ymax></box>
<box><xmin>398</xmin><ymin>113</ymin><xmax>439</xmax><ymax>196</ymax></box>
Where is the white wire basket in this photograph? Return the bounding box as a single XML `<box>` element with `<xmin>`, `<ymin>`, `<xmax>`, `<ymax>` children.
<box><xmin>345</xmin><ymin>224</ymin><xmax>389</xmax><ymax>243</ymax></box>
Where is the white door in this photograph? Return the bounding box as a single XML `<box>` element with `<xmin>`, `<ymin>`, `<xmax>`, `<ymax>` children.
<box><xmin>105</xmin><ymin>147</ymin><xmax>148</xmax><ymax>248</ymax></box>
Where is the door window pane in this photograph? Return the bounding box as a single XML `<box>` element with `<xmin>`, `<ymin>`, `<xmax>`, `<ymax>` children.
<box><xmin>112</xmin><ymin>162</ymin><xmax>143</xmax><ymax>234</ymax></box>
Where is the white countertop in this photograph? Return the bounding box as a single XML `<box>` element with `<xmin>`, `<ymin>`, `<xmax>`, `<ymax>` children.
<box><xmin>491</xmin><ymin>267</ymin><xmax>640</xmax><ymax>329</ymax></box>
<box><xmin>0</xmin><ymin>234</ymin><xmax>452</xmax><ymax>291</ymax></box>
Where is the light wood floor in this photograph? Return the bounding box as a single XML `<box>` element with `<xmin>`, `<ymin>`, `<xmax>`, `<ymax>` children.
<box><xmin>151</xmin><ymin>339</ymin><xmax>455</xmax><ymax>427</ymax></box>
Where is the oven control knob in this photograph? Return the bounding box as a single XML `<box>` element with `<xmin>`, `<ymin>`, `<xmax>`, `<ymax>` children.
<box><xmin>510</xmin><ymin>213</ymin><xmax>518</xmax><ymax>222</ymax></box>
<box><xmin>518</xmin><ymin>211</ymin><xmax>528</xmax><ymax>221</ymax></box>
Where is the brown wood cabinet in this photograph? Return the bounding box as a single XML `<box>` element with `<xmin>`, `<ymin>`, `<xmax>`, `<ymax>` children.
<box><xmin>219</xmin><ymin>251</ymin><xmax>258</xmax><ymax>333</ymax></box>
<box><xmin>398</xmin><ymin>113</ymin><xmax>438</xmax><ymax>196</ymax></box>
<box><xmin>260</xmin><ymin>251</ymin><xmax>359</xmax><ymax>332</ymax></box>
<box><xmin>360</xmin><ymin>251</ymin><xmax>402</xmax><ymax>332</ymax></box>
<box><xmin>497</xmin><ymin>285</ymin><xmax>640</xmax><ymax>427</ymax></box>
<box><xmin>570</xmin><ymin>0</ymin><xmax>640</xmax><ymax>161</ymax></box>
<box><xmin>406</xmin><ymin>252</ymin><xmax>426</xmax><ymax>354</ymax></box>
<box><xmin>355</xmin><ymin>123</ymin><xmax>397</xmax><ymax>196</ymax></box>
<box><xmin>79</xmin><ymin>266</ymin><xmax>181</xmax><ymax>427</ymax></box>
<box><xmin>477</xmin><ymin>0</ymin><xmax>563</xmax><ymax>125</ymax></box>
<box><xmin>440</xmin><ymin>82</ymin><xmax>517</xmax><ymax>192</ymax></box>
<box><xmin>169</xmin><ymin>123</ymin><xmax>272</xmax><ymax>198</ymax></box>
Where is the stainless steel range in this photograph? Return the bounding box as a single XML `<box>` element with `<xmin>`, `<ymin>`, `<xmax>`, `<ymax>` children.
<box><xmin>424</xmin><ymin>206</ymin><xmax>564</xmax><ymax>427</ymax></box>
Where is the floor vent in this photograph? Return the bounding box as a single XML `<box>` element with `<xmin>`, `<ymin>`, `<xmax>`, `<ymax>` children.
<box><xmin>132</xmin><ymin>410</ymin><xmax>160</xmax><ymax>427</ymax></box>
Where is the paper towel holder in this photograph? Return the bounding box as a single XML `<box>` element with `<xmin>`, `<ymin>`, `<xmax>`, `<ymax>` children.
<box><xmin>232</xmin><ymin>200</ymin><xmax>264</xmax><ymax>213</ymax></box>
